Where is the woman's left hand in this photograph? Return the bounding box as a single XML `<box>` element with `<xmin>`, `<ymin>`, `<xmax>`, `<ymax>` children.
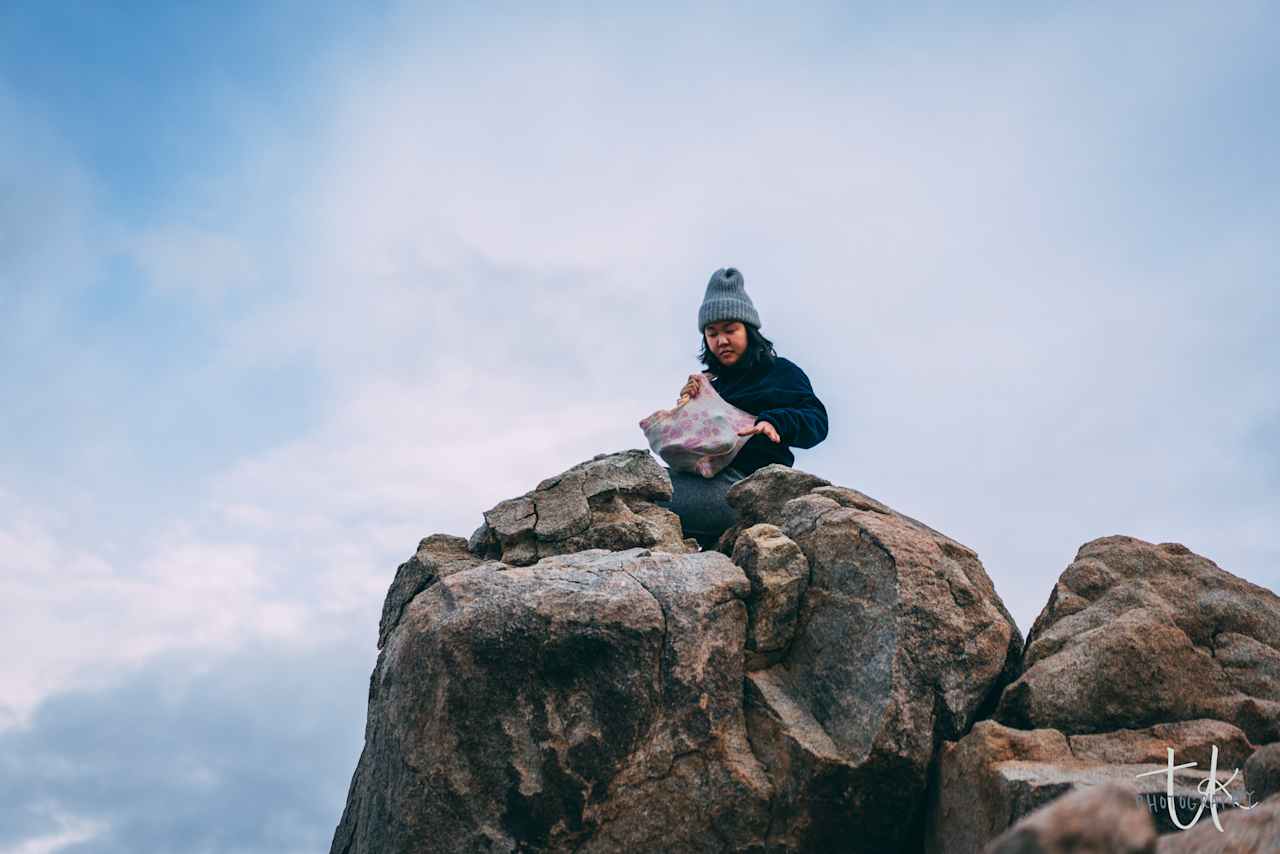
<box><xmin>738</xmin><ymin>420</ymin><xmax>781</xmax><ymax>443</ymax></box>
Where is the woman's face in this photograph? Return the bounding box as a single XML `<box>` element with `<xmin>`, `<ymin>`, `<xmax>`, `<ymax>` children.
<box><xmin>704</xmin><ymin>320</ymin><xmax>748</xmax><ymax>366</ymax></box>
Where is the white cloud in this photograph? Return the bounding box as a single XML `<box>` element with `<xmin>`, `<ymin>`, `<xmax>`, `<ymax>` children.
<box><xmin>0</xmin><ymin>804</ymin><xmax>105</xmax><ymax>854</ymax></box>
<box><xmin>2</xmin><ymin>0</ymin><xmax>1277</xmax><ymax>737</ymax></box>
<box><xmin>0</xmin><ymin>8</ymin><xmax>1276</xmax><ymax>854</ymax></box>
<box><xmin>0</xmin><ymin>493</ymin><xmax>317</xmax><ymax>728</ymax></box>
<box><xmin>241</xmin><ymin>1</ymin><xmax>1278</xmax><ymax>638</ymax></box>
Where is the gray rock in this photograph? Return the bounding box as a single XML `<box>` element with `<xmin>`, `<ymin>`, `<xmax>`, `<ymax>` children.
<box><xmin>925</xmin><ymin>719</ymin><xmax>1254</xmax><ymax>853</ymax></box>
<box><xmin>468</xmin><ymin>450</ymin><xmax>696</xmax><ymax>566</ymax></box>
<box><xmin>330</xmin><ymin>547</ymin><xmax>771</xmax><ymax>854</ymax></box>
<box><xmin>725</xmin><ymin>464</ymin><xmax>832</xmax><ymax>527</ymax></box>
<box><xmin>1156</xmin><ymin>796</ymin><xmax>1280</xmax><ymax>852</ymax></box>
<box><xmin>996</xmin><ymin>536</ymin><xmax>1280</xmax><ymax>744</ymax></box>
<box><xmin>377</xmin><ymin>533</ymin><xmax>485</xmax><ymax>649</ymax></box>
<box><xmin>1245</xmin><ymin>742</ymin><xmax>1280</xmax><ymax>804</ymax></box>
<box><xmin>983</xmin><ymin>782</ymin><xmax>1157</xmax><ymax>854</ymax></box>
<box><xmin>332</xmin><ymin>454</ymin><xmax>1023</xmax><ymax>853</ymax></box>
<box><xmin>743</xmin><ymin>488</ymin><xmax>1022</xmax><ymax>851</ymax></box>
<box><xmin>335</xmin><ymin>451</ymin><xmax>1280</xmax><ymax>853</ymax></box>
<box><xmin>1069</xmin><ymin>718</ymin><xmax>1255</xmax><ymax>771</ymax></box>
<box><xmin>730</xmin><ymin>523</ymin><xmax>808</xmax><ymax>657</ymax></box>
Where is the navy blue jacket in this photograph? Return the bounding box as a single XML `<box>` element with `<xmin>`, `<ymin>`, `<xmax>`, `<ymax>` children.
<box><xmin>708</xmin><ymin>355</ymin><xmax>829</xmax><ymax>476</ymax></box>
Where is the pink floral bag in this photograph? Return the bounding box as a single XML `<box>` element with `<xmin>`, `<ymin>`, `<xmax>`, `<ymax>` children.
<box><xmin>639</xmin><ymin>373</ymin><xmax>758</xmax><ymax>478</ymax></box>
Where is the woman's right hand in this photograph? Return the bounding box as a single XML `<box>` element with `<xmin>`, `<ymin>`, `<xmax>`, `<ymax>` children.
<box><xmin>677</xmin><ymin>373</ymin><xmax>702</xmax><ymax>406</ymax></box>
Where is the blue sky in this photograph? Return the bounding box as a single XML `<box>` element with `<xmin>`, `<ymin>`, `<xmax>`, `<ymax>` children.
<box><xmin>2</xmin><ymin>2</ymin><xmax>1278</xmax><ymax>851</ymax></box>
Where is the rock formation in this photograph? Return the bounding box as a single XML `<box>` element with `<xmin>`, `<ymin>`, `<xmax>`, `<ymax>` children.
<box><xmin>925</xmin><ymin>535</ymin><xmax>1280</xmax><ymax>852</ymax></box>
<box><xmin>1156</xmin><ymin>797</ymin><xmax>1280</xmax><ymax>852</ymax></box>
<box><xmin>979</xmin><ymin>779</ymin><xmax>1280</xmax><ymax>854</ymax></box>
<box><xmin>994</xmin><ymin>536</ymin><xmax>1280</xmax><ymax>745</ymax></box>
<box><xmin>330</xmin><ymin>452</ymin><xmax>1022</xmax><ymax>852</ymax></box>
<box><xmin>329</xmin><ymin>450</ymin><xmax>1279</xmax><ymax>853</ymax></box>
<box><xmin>923</xmin><ymin>719</ymin><xmax>1253</xmax><ymax>851</ymax></box>
<box><xmin>466</xmin><ymin>450</ymin><xmax>697</xmax><ymax>566</ymax></box>
<box><xmin>725</xmin><ymin>467</ymin><xmax>1023</xmax><ymax>850</ymax></box>
<box><xmin>1245</xmin><ymin>742</ymin><xmax>1280</xmax><ymax>804</ymax></box>
<box><xmin>983</xmin><ymin>782</ymin><xmax>1159</xmax><ymax>853</ymax></box>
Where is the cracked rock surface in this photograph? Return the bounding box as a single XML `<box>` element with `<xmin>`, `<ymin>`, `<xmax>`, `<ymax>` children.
<box><xmin>925</xmin><ymin>534</ymin><xmax>1280</xmax><ymax>852</ymax></box>
<box><xmin>332</xmin><ymin>545</ymin><xmax>768</xmax><ymax>854</ymax></box>
<box><xmin>923</xmin><ymin>719</ymin><xmax>1254</xmax><ymax>852</ymax></box>
<box><xmin>727</xmin><ymin>469</ymin><xmax>1024</xmax><ymax>851</ymax></box>
<box><xmin>984</xmin><ymin>782</ymin><xmax>1159</xmax><ymax>854</ymax></box>
<box><xmin>994</xmin><ymin>535</ymin><xmax>1280</xmax><ymax>744</ymax></box>
<box><xmin>328</xmin><ymin>453</ymin><xmax>1022</xmax><ymax>853</ymax></box>
<box><xmin>467</xmin><ymin>449</ymin><xmax>697</xmax><ymax>566</ymax></box>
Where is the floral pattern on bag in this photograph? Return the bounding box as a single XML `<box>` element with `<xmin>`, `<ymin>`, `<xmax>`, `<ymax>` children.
<box><xmin>638</xmin><ymin>373</ymin><xmax>758</xmax><ymax>478</ymax></box>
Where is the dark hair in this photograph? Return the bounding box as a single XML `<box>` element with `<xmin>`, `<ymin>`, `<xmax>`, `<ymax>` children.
<box><xmin>697</xmin><ymin>322</ymin><xmax>778</xmax><ymax>376</ymax></box>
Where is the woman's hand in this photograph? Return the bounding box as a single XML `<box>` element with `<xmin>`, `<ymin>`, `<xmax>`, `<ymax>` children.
<box><xmin>738</xmin><ymin>420</ymin><xmax>781</xmax><ymax>443</ymax></box>
<box><xmin>676</xmin><ymin>373</ymin><xmax>702</xmax><ymax>406</ymax></box>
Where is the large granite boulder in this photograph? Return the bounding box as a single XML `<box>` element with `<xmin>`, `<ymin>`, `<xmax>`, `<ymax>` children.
<box><xmin>730</xmin><ymin>466</ymin><xmax>1023</xmax><ymax>851</ymax></box>
<box><xmin>332</xmin><ymin>546</ymin><xmax>770</xmax><ymax>853</ymax></box>
<box><xmin>330</xmin><ymin>454</ymin><xmax>1023</xmax><ymax>853</ymax></box>
<box><xmin>995</xmin><ymin>536</ymin><xmax>1280</xmax><ymax>744</ymax></box>
<box><xmin>926</xmin><ymin>533</ymin><xmax>1280</xmax><ymax>851</ymax></box>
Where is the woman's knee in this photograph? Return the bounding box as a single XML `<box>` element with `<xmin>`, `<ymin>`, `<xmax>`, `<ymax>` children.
<box><xmin>661</xmin><ymin>470</ymin><xmax>737</xmax><ymax>538</ymax></box>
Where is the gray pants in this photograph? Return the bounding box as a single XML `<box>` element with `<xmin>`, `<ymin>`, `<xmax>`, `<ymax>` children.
<box><xmin>653</xmin><ymin>464</ymin><xmax>747</xmax><ymax>550</ymax></box>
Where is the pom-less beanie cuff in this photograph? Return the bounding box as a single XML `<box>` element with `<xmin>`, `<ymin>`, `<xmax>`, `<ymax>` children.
<box><xmin>698</xmin><ymin>267</ymin><xmax>761</xmax><ymax>332</ymax></box>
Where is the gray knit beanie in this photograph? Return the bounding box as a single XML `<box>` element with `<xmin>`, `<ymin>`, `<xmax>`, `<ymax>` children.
<box><xmin>697</xmin><ymin>267</ymin><xmax>760</xmax><ymax>332</ymax></box>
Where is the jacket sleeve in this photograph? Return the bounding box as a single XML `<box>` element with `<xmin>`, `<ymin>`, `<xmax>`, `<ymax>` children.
<box><xmin>755</xmin><ymin>362</ymin><xmax>829</xmax><ymax>450</ymax></box>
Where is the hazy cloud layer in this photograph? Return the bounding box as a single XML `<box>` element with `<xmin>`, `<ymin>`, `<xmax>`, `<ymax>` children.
<box><xmin>0</xmin><ymin>637</ymin><xmax>371</xmax><ymax>854</ymax></box>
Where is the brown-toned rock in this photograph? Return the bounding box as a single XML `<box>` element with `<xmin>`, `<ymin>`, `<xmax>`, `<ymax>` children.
<box><xmin>730</xmin><ymin>523</ymin><xmax>808</xmax><ymax>657</ymax></box>
<box><xmin>984</xmin><ymin>782</ymin><xmax>1157</xmax><ymax>853</ymax></box>
<box><xmin>377</xmin><ymin>533</ymin><xmax>488</xmax><ymax>649</ymax></box>
<box><xmin>741</xmin><ymin>484</ymin><xmax>1022</xmax><ymax>851</ymax></box>
<box><xmin>724</xmin><ymin>464</ymin><xmax>832</xmax><ymax>528</ymax></box>
<box><xmin>333</xmin><ymin>454</ymin><xmax>1023</xmax><ymax>854</ymax></box>
<box><xmin>925</xmin><ymin>719</ymin><xmax>1255</xmax><ymax>852</ymax></box>
<box><xmin>467</xmin><ymin>449</ymin><xmax>697</xmax><ymax>566</ymax></box>
<box><xmin>713</xmin><ymin>467</ymin><xmax>971</xmax><ymax>557</ymax></box>
<box><xmin>1156</xmin><ymin>796</ymin><xmax>1280</xmax><ymax>852</ymax></box>
<box><xmin>331</xmin><ymin>547</ymin><xmax>770</xmax><ymax>854</ymax></box>
<box><xmin>996</xmin><ymin>536</ymin><xmax>1280</xmax><ymax>744</ymax></box>
<box><xmin>926</xmin><ymin>720</ymin><xmax>1078</xmax><ymax>853</ymax></box>
<box><xmin>1245</xmin><ymin>743</ymin><xmax>1280</xmax><ymax>804</ymax></box>
<box><xmin>1069</xmin><ymin>719</ymin><xmax>1255</xmax><ymax>771</ymax></box>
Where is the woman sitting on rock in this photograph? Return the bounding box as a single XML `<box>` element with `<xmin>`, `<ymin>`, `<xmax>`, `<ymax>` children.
<box><xmin>655</xmin><ymin>267</ymin><xmax>829</xmax><ymax>550</ymax></box>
